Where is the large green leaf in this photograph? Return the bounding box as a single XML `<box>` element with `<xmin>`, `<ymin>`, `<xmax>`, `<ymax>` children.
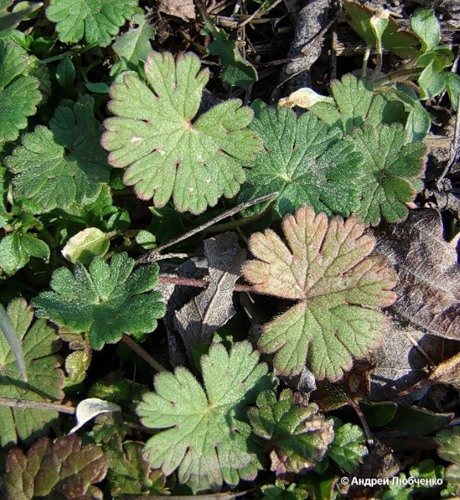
<box><xmin>0</xmin><ymin>299</ymin><xmax>64</xmax><ymax>447</ymax></box>
<box><xmin>137</xmin><ymin>341</ymin><xmax>273</xmax><ymax>492</ymax></box>
<box><xmin>46</xmin><ymin>0</ymin><xmax>137</xmax><ymax>47</ymax></box>
<box><xmin>102</xmin><ymin>51</ymin><xmax>261</xmax><ymax>214</ymax></box>
<box><xmin>243</xmin><ymin>206</ymin><xmax>397</xmax><ymax>381</ymax></box>
<box><xmin>351</xmin><ymin>124</ymin><xmax>425</xmax><ymax>225</ymax></box>
<box><xmin>6</xmin><ymin>96</ymin><xmax>110</xmax><ymax>214</ymax></box>
<box><xmin>0</xmin><ymin>39</ymin><xmax>41</xmax><ymax>149</ymax></box>
<box><xmin>248</xmin><ymin>389</ymin><xmax>334</xmax><ymax>475</ymax></box>
<box><xmin>1</xmin><ymin>435</ymin><xmax>108</xmax><ymax>499</ymax></box>
<box><xmin>32</xmin><ymin>252</ymin><xmax>165</xmax><ymax>350</ymax></box>
<box><xmin>238</xmin><ymin>106</ymin><xmax>363</xmax><ymax>220</ymax></box>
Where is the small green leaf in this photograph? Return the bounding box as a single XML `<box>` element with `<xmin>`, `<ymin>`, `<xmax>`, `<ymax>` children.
<box><xmin>46</xmin><ymin>0</ymin><xmax>137</xmax><ymax>47</ymax></box>
<box><xmin>344</xmin><ymin>1</ymin><xmax>418</xmax><ymax>58</ymax></box>
<box><xmin>2</xmin><ymin>435</ymin><xmax>108</xmax><ymax>498</ymax></box>
<box><xmin>418</xmin><ymin>61</ymin><xmax>447</xmax><ymax>99</ymax></box>
<box><xmin>238</xmin><ymin>106</ymin><xmax>364</xmax><ymax>220</ymax></box>
<box><xmin>328</xmin><ymin>421</ymin><xmax>367</xmax><ymax>473</ymax></box>
<box><xmin>69</xmin><ymin>397</ymin><xmax>121</xmax><ymax>434</ymax></box>
<box><xmin>0</xmin><ymin>299</ymin><xmax>64</xmax><ymax>446</ymax></box>
<box><xmin>248</xmin><ymin>389</ymin><xmax>334</xmax><ymax>475</ymax></box>
<box><xmin>208</xmin><ymin>28</ymin><xmax>258</xmax><ymax>88</ymax></box>
<box><xmin>243</xmin><ymin>206</ymin><xmax>397</xmax><ymax>380</ymax></box>
<box><xmin>102</xmin><ymin>51</ymin><xmax>260</xmax><ymax>214</ymax></box>
<box><xmin>32</xmin><ymin>252</ymin><xmax>165</xmax><ymax>350</ymax></box>
<box><xmin>411</xmin><ymin>8</ymin><xmax>441</xmax><ymax>52</ymax></box>
<box><xmin>6</xmin><ymin>95</ymin><xmax>110</xmax><ymax>214</ymax></box>
<box><xmin>261</xmin><ymin>479</ymin><xmax>308</xmax><ymax>499</ymax></box>
<box><xmin>0</xmin><ymin>39</ymin><xmax>41</xmax><ymax>149</ymax></box>
<box><xmin>0</xmin><ymin>232</ymin><xmax>50</xmax><ymax>275</ymax></box>
<box><xmin>437</xmin><ymin>426</ymin><xmax>460</xmax><ymax>465</ymax></box>
<box><xmin>55</xmin><ymin>55</ymin><xmax>75</xmax><ymax>89</ymax></box>
<box><xmin>110</xmin><ymin>12</ymin><xmax>154</xmax><ymax>77</ymax></box>
<box><xmin>62</xmin><ymin>227</ymin><xmax>110</xmax><ymax>265</ymax></box>
<box><xmin>351</xmin><ymin>124</ymin><xmax>426</xmax><ymax>225</ymax></box>
<box><xmin>445</xmin><ymin>72</ymin><xmax>460</xmax><ymax>111</ymax></box>
<box><xmin>137</xmin><ymin>341</ymin><xmax>273</xmax><ymax>492</ymax></box>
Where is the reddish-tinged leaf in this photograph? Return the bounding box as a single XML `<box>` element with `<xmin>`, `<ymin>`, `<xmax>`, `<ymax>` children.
<box><xmin>243</xmin><ymin>206</ymin><xmax>397</xmax><ymax>380</ymax></box>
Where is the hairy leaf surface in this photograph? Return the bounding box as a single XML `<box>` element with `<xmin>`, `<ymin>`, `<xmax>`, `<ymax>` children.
<box><xmin>6</xmin><ymin>96</ymin><xmax>110</xmax><ymax>214</ymax></box>
<box><xmin>32</xmin><ymin>252</ymin><xmax>165</xmax><ymax>350</ymax></box>
<box><xmin>0</xmin><ymin>299</ymin><xmax>64</xmax><ymax>447</ymax></box>
<box><xmin>351</xmin><ymin>124</ymin><xmax>425</xmax><ymax>225</ymax></box>
<box><xmin>248</xmin><ymin>389</ymin><xmax>334</xmax><ymax>475</ymax></box>
<box><xmin>137</xmin><ymin>341</ymin><xmax>273</xmax><ymax>492</ymax></box>
<box><xmin>239</xmin><ymin>107</ymin><xmax>363</xmax><ymax>219</ymax></box>
<box><xmin>102</xmin><ymin>51</ymin><xmax>260</xmax><ymax>214</ymax></box>
<box><xmin>243</xmin><ymin>206</ymin><xmax>397</xmax><ymax>380</ymax></box>
<box><xmin>46</xmin><ymin>0</ymin><xmax>137</xmax><ymax>47</ymax></box>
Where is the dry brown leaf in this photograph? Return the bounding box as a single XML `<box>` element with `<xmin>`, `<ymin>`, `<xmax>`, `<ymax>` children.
<box><xmin>157</xmin><ymin>0</ymin><xmax>195</xmax><ymax>20</ymax></box>
<box><xmin>374</xmin><ymin>209</ymin><xmax>460</xmax><ymax>339</ymax></box>
<box><xmin>174</xmin><ymin>232</ymin><xmax>246</xmax><ymax>357</ymax></box>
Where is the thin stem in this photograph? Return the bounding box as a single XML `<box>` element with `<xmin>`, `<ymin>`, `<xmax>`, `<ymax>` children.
<box><xmin>0</xmin><ymin>397</ymin><xmax>76</xmax><ymax>414</ymax></box>
<box><xmin>159</xmin><ymin>275</ymin><xmax>257</xmax><ymax>294</ymax></box>
<box><xmin>121</xmin><ymin>334</ymin><xmax>166</xmax><ymax>372</ymax></box>
<box><xmin>361</xmin><ymin>46</ymin><xmax>371</xmax><ymax>78</ymax></box>
<box><xmin>136</xmin><ymin>192</ymin><xmax>277</xmax><ymax>264</ymax></box>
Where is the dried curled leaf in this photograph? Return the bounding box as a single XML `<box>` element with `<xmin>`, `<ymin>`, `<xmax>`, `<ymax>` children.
<box><xmin>243</xmin><ymin>206</ymin><xmax>397</xmax><ymax>380</ymax></box>
<box><xmin>1</xmin><ymin>435</ymin><xmax>108</xmax><ymax>499</ymax></box>
<box><xmin>248</xmin><ymin>389</ymin><xmax>334</xmax><ymax>475</ymax></box>
<box><xmin>32</xmin><ymin>252</ymin><xmax>165</xmax><ymax>350</ymax></box>
<box><xmin>137</xmin><ymin>341</ymin><xmax>273</xmax><ymax>492</ymax></box>
<box><xmin>102</xmin><ymin>51</ymin><xmax>260</xmax><ymax>214</ymax></box>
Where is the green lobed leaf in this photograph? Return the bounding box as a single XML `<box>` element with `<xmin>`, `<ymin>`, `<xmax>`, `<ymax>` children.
<box><xmin>6</xmin><ymin>95</ymin><xmax>111</xmax><ymax>214</ymax></box>
<box><xmin>328</xmin><ymin>421</ymin><xmax>367</xmax><ymax>473</ymax></box>
<box><xmin>137</xmin><ymin>341</ymin><xmax>274</xmax><ymax>492</ymax></box>
<box><xmin>309</xmin><ymin>74</ymin><xmax>405</xmax><ymax>135</ymax></box>
<box><xmin>102</xmin><ymin>51</ymin><xmax>261</xmax><ymax>214</ymax></box>
<box><xmin>238</xmin><ymin>106</ymin><xmax>364</xmax><ymax>220</ymax></box>
<box><xmin>351</xmin><ymin>124</ymin><xmax>426</xmax><ymax>225</ymax></box>
<box><xmin>261</xmin><ymin>479</ymin><xmax>308</xmax><ymax>499</ymax></box>
<box><xmin>243</xmin><ymin>206</ymin><xmax>397</xmax><ymax>380</ymax></box>
<box><xmin>32</xmin><ymin>252</ymin><xmax>165</xmax><ymax>350</ymax></box>
<box><xmin>248</xmin><ymin>389</ymin><xmax>334</xmax><ymax>475</ymax></box>
<box><xmin>0</xmin><ymin>39</ymin><xmax>41</xmax><ymax>149</ymax></box>
<box><xmin>1</xmin><ymin>435</ymin><xmax>108</xmax><ymax>499</ymax></box>
<box><xmin>110</xmin><ymin>12</ymin><xmax>154</xmax><ymax>77</ymax></box>
<box><xmin>0</xmin><ymin>298</ymin><xmax>64</xmax><ymax>447</ymax></box>
<box><xmin>46</xmin><ymin>0</ymin><xmax>137</xmax><ymax>47</ymax></box>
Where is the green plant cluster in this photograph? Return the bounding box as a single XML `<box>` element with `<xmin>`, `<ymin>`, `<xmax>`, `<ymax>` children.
<box><xmin>0</xmin><ymin>1</ymin><xmax>456</xmax><ymax>497</ymax></box>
